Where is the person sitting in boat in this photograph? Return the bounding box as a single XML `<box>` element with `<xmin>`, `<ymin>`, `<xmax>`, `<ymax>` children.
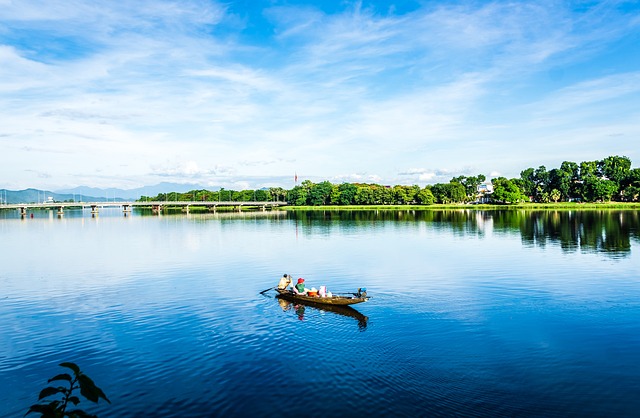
<box><xmin>277</xmin><ymin>273</ymin><xmax>292</xmax><ymax>290</ymax></box>
<box><xmin>293</xmin><ymin>278</ymin><xmax>308</xmax><ymax>295</ymax></box>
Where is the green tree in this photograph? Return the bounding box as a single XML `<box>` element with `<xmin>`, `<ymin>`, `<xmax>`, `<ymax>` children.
<box><xmin>448</xmin><ymin>182</ymin><xmax>466</xmax><ymax>203</ymax></box>
<box><xmin>599</xmin><ymin>155</ymin><xmax>631</xmax><ymax>200</ymax></box>
<box><xmin>581</xmin><ymin>176</ymin><xmax>618</xmax><ymax>202</ymax></box>
<box><xmin>269</xmin><ymin>187</ymin><xmax>287</xmax><ymax>202</ymax></box>
<box><xmin>255</xmin><ymin>189</ymin><xmax>268</xmax><ymax>201</ymax></box>
<box><xmin>416</xmin><ymin>187</ymin><xmax>435</xmax><ymax>205</ymax></box>
<box><xmin>548</xmin><ymin>169</ymin><xmax>570</xmax><ymax>201</ymax></box>
<box><xmin>621</xmin><ymin>168</ymin><xmax>640</xmax><ymax>201</ymax></box>
<box><xmin>354</xmin><ymin>185</ymin><xmax>374</xmax><ymax>204</ymax></box>
<box><xmin>492</xmin><ymin>177</ymin><xmax>528</xmax><ymax>204</ymax></box>
<box><xmin>380</xmin><ymin>186</ymin><xmax>395</xmax><ymax>204</ymax></box>
<box><xmin>527</xmin><ymin>165</ymin><xmax>550</xmax><ymax>202</ymax></box>
<box><xmin>599</xmin><ymin>155</ymin><xmax>631</xmax><ymax>184</ymax></box>
<box><xmin>392</xmin><ymin>185</ymin><xmax>408</xmax><ymax>204</ymax></box>
<box><xmin>329</xmin><ymin>184</ymin><xmax>341</xmax><ymax>204</ymax></box>
<box><xmin>370</xmin><ymin>185</ymin><xmax>385</xmax><ymax>204</ymax></box>
<box><xmin>287</xmin><ymin>186</ymin><xmax>308</xmax><ymax>205</ymax></box>
<box><xmin>593</xmin><ymin>179</ymin><xmax>618</xmax><ymax>202</ymax></box>
<box><xmin>560</xmin><ymin>161</ymin><xmax>581</xmax><ymax>200</ymax></box>
<box><xmin>337</xmin><ymin>183</ymin><xmax>357</xmax><ymax>205</ymax></box>
<box><xmin>519</xmin><ymin>168</ymin><xmax>536</xmax><ymax>198</ymax></box>
<box><xmin>309</xmin><ymin>181</ymin><xmax>333</xmax><ymax>205</ymax></box>
<box><xmin>550</xmin><ymin>188</ymin><xmax>561</xmax><ymax>203</ymax></box>
<box><xmin>430</xmin><ymin>182</ymin><xmax>465</xmax><ymax>204</ymax></box>
<box><xmin>580</xmin><ymin>160</ymin><xmax>600</xmax><ymax>179</ymax></box>
<box><xmin>460</xmin><ymin>174</ymin><xmax>486</xmax><ymax>200</ymax></box>
<box><xmin>404</xmin><ymin>185</ymin><xmax>420</xmax><ymax>204</ymax></box>
<box><xmin>623</xmin><ymin>185</ymin><xmax>640</xmax><ymax>202</ymax></box>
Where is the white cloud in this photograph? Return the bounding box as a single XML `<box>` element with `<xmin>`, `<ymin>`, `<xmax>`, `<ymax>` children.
<box><xmin>418</xmin><ymin>173</ymin><xmax>436</xmax><ymax>181</ymax></box>
<box><xmin>1</xmin><ymin>0</ymin><xmax>639</xmax><ymax>190</ymax></box>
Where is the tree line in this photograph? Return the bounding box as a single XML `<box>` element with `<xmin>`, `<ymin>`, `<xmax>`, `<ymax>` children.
<box><xmin>138</xmin><ymin>155</ymin><xmax>639</xmax><ymax>206</ymax></box>
<box><xmin>493</xmin><ymin>155</ymin><xmax>639</xmax><ymax>203</ymax></box>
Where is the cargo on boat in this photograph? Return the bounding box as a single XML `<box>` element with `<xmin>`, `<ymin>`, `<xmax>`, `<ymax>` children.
<box><xmin>275</xmin><ymin>288</ymin><xmax>369</xmax><ymax>306</ymax></box>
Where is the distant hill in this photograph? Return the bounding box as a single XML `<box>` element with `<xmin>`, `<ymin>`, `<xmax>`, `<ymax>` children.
<box><xmin>0</xmin><ymin>183</ymin><xmax>220</xmax><ymax>204</ymax></box>
<box><xmin>56</xmin><ymin>182</ymin><xmax>216</xmax><ymax>200</ymax></box>
<box><xmin>0</xmin><ymin>188</ymin><xmax>116</xmax><ymax>204</ymax></box>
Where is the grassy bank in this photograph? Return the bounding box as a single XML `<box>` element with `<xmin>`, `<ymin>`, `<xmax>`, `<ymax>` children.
<box><xmin>280</xmin><ymin>202</ymin><xmax>640</xmax><ymax>211</ymax></box>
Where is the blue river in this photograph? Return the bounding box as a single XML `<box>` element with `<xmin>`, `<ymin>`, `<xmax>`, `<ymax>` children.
<box><xmin>1</xmin><ymin>208</ymin><xmax>639</xmax><ymax>417</ymax></box>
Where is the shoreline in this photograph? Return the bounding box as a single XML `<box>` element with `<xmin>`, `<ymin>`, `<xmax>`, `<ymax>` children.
<box><xmin>278</xmin><ymin>202</ymin><xmax>640</xmax><ymax>210</ymax></box>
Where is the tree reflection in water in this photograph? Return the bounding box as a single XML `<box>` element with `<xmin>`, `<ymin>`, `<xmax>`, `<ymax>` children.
<box><xmin>495</xmin><ymin>210</ymin><xmax>639</xmax><ymax>256</ymax></box>
<box><xmin>290</xmin><ymin>209</ymin><xmax>640</xmax><ymax>257</ymax></box>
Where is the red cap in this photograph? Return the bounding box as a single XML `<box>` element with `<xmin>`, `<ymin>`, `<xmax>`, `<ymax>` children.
<box><xmin>297</xmin><ymin>278</ymin><xmax>304</xmax><ymax>284</ymax></box>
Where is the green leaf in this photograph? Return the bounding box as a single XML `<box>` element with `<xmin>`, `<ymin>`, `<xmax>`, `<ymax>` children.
<box><xmin>66</xmin><ymin>409</ymin><xmax>97</xmax><ymax>418</ymax></box>
<box><xmin>78</xmin><ymin>374</ymin><xmax>110</xmax><ymax>403</ymax></box>
<box><xmin>48</xmin><ymin>373</ymin><xmax>73</xmax><ymax>383</ymax></box>
<box><xmin>38</xmin><ymin>386</ymin><xmax>63</xmax><ymax>400</ymax></box>
<box><xmin>25</xmin><ymin>404</ymin><xmax>56</xmax><ymax>417</ymax></box>
<box><xmin>59</xmin><ymin>362</ymin><xmax>81</xmax><ymax>375</ymax></box>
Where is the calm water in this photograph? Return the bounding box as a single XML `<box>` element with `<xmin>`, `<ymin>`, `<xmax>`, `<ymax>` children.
<box><xmin>1</xmin><ymin>208</ymin><xmax>639</xmax><ymax>417</ymax></box>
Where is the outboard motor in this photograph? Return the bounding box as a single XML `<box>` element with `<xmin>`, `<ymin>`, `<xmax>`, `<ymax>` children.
<box><xmin>357</xmin><ymin>287</ymin><xmax>367</xmax><ymax>298</ymax></box>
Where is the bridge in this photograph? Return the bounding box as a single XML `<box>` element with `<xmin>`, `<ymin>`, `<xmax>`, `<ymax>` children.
<box><xmin>1</xmin><ymin>201</ymin><xmax>289</xmax><ymax>218</ymax></box>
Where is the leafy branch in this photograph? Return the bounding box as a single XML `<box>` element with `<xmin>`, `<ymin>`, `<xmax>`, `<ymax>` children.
<box><xmin>26</xmin><ymin>362</ymin><xmax>110</xmax><ymax>418</ymax></box>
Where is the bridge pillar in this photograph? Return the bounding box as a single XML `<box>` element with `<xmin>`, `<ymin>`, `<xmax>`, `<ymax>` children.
<box><xmin>123</xmin><ymin>205</ymin><xmax>131</xmax><ymax>216</ymax></box>
<box><xmin>20</xmin><ymin>206</ymin><xmax>27</xmax><ymax>218</ymax></box>
<box><xmin>91</xmin><ymin>205</ymin><xmax>98</xmax><ymax>215</ymax></box>
<box><xmin>152</xmin><ymin>204</ymin><xmax>163</xmax><ymax>215</ymax></box>
<box><xmin>57</xmin><ymin>206</ymin><xmax>64</xmax><ymax>217</ymax></box>
<box><xmin>209</xmin><ymin>205</ymin><xmax>216</xmax><ymax>213</ymax></box>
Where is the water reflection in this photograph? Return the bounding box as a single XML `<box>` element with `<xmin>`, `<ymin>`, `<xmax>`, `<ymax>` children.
<box><xmin>291</xmin><ymin>209</ymin><xmax>640</xmax><ymax>257</ymax></box>
<box><xmin>275</xmin><ymin>296</ymin><xmax>369</xmax><ymax>330</ymax></box>
<box><xmin>3</xmin><ymin>207</ymin><xmax>637</xmax><ymax>257</ymax></box>
<box><xmin>509</xmin><ymin>210</ymin><xmax>638</xmax><ymax>255</ymax></box>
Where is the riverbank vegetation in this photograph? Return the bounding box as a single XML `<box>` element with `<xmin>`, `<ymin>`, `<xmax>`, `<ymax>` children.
<box><xmin>137</xmin><ymin>155</ymin><xmax>640</xmax><ymax>206</ymax></box>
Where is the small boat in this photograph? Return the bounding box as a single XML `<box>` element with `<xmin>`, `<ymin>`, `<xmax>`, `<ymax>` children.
<box><xmin>275</xmin><ymin>288</ymin><xmax>369</xmax><ymax>306</ymax></box>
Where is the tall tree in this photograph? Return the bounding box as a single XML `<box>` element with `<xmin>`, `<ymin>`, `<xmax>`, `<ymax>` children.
<box><xmin>560</xmin><ymin>161</ymin><xmax>580</xmax><ymax>200</ymax></box>
<box><xmin>622</xmin><ymin>168</ymin><xmax>640</xmax><ymax>201</ymax></box>
<box><xmin>580</xmin><ymin>160</ymin><xmax>600</xmax><ymax>179</ymax></box>
<box><xmin>287</xmin><ymin>185</ymin><xmax>308</xmax><ymax>205</ymax></box>
<box><xmin>519</xmin><ymin>168</ymin><xmax>536</xmax><ymax>198</ymax></box>
<box><xmin>416</xmin><ymin>187</ymin><xmax>435</xmax><ymax>205</ymax></box>
<box><xmin>451</xmin><ymin>174</ymin><xmax>486</xmax><ymax>200</ymax></box>
<box><xmin>354</xmin><ymin>185</ymin><xmax>374</xmax><ymax>204</ymax></box>
<box><xmin>599</xmin><ymin>155</ymin><xmax>631</xmax><ymax>184</ymax></box>
<box><xmin>337</xmin><ymin>183</ymin><xmax>357</xmax><ymax>205</ymax></box>
<box><xmin>269</xmin><ymin>187</ymin><xmax>287</xmax><ymax>202</ymax></box>
<box><xmin>492</xmin><ymin>177</ymin><xmax>528</xmax><ymax>204</ymax></box>
<box><xmin>309</xmin><ymin>181</ymin><xmax>333</xmax><ymax>205</ymax></box>
<box><xmin>534</xmin><ymin>166</ymin><xmax>549</xmax><ymax>199</ymax></box>
<box><xmin>548</xmin><ymin>168</ymin><xmax>571</xmax><ymax>201</ymax></box>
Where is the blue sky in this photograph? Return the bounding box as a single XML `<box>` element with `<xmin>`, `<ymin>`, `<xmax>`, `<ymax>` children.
<box><xmin>1</xmin><ymin>0</ymin><xmax>639</xmax><ymax>191</ymax></box>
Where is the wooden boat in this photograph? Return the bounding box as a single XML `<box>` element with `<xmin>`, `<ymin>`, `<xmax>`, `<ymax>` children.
<box><xmin>275</xmin><ymin>288</ymin><xmax>369</xmax><ymax>306</ymax></box>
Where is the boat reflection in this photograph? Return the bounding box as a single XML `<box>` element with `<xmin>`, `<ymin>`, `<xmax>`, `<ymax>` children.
<box><xmin>276</xmin><ymin>296</ymin><xmax>369</xmax><ymax>330</ymax></box>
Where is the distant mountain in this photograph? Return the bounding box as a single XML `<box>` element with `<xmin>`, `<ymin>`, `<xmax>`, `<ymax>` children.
<box><xmin>0</xmin><ymin>183</ymin><xmax>221</xmax><ymax>204</ymax></box>
<box><xmin>55</xmin><ymin>182</ymin><xmax>217</xmax><ymax>200</ymax></box>
<box><xmin>0</xmin><ymin>188</ymin><xmax>116</xmax><ymax>204</ymax></box>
